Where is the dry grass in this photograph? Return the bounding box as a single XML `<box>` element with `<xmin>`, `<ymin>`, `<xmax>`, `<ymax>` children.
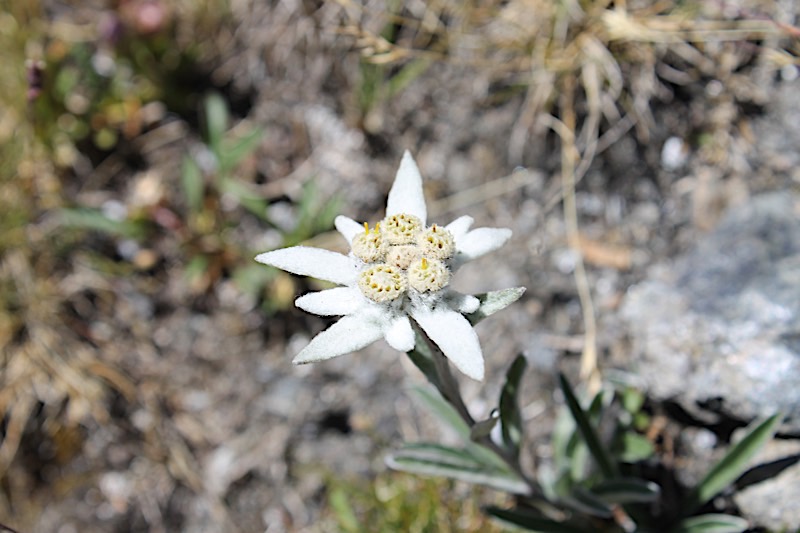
<box><xmin>0</xmin><ymin>2</ymin><xmax>106</xmax><ymax>494</ymax></box>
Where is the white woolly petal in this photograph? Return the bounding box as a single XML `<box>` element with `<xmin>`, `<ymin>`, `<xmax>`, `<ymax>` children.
<box><xmin>255</xmin><ymin>247</ymin><xmax>357</xmax><ymax>285</ymax></box>
<box><xmin>295</xmin><ymin>287</ymin><xmax>365</xmax><ymax>316</ymax></box>
<box><xmin>384</xmin><ymin>315</ymin><xmax>415</xmax><ymax>352</ymax></box>
<box><xmin>386</xmin><ymin>151</ymin><xmax>427</xmax><ymax>225</ymax></box>
<box><xmin>410</xmin><ymin>307</ymin><xmax>485</xmax><ymax>381</ymax></box>
<box><xmin>293</xmin><ymin>314</ymin><xmax>383</xmax><ymax>364</ymax></box>
<box><xmin>444</xmin><ymin>292</ymin><xmax>480</xmax><ymax>314</ymax></box>
<box><xmin>445</xmin><ymin>215</ymin><xmax>474</xmax><ymax>241</ymax></box>
<box><xmin>335</xmin><ymin>215</ymin><xmax>363</xmax><ymax>245</ymax></box>
<box><xmin>456</xmin><ymin>227</ymin><xmax>513</xmax><ymax>261</ymax></box>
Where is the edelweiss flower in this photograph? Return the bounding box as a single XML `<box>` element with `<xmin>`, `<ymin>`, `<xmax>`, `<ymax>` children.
<box><xmin>256</xmin><ymin>151</ymin><xmax>512</xmax><ymax>380</ymax></box>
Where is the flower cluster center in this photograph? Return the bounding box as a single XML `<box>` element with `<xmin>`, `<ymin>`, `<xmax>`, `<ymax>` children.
<box><xmin>354</xmin><ymin>213</ymin><xmax>456</xmax><ymax>302</ymax></box>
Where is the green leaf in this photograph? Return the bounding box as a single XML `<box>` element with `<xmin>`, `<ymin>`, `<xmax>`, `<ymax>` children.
<box><xmin>204</xmin><ymin>92</ymin><xmax>228</xmax><ymax>154</ymax></box>
<box><xmin>232</xmin><ymin>262</ymin><xmax>274</xmax><ymax>297</ymax></box>
<box><xmin>219</xmin><ymin>126</ymin><xmax>263</xmax><ymax>173</ymax></box>
<box><xmin>621</xmin><ymin>387</ymin><xmax>646</xmax><ymax>414</ymax></box>
<box><xmin>633</xmin><ymin>412</ymin><xmax>651</xmax><ymax>432</ymax></box>
<box><xmin>499</xmin><ymin>354</ymin><xmax>527</xmax><ymax>458</ymax></box>
<box><xmin>466</xmin><ymin>287</ymin><xmax>526</xmax><ymax>326</ymax></box>
<box><xmin>562</xmin><ymin>487</ymin><xmax>613</xmax><ymax>518</ymax></box>
<box><xmin>485</xmin><ymin>506</ymin><xmax>586</xmax><ymax>532</ymax></box>
<box><xmin>470</xmin><ymin>409</ymin><xmax>500</xmax><ymax>441</ymax></box>
<box><xmin>551</xmin><ymin>407</ymin><xmax>578</xmax><ymax>473</ymax></box>
<box><xmin>390</xmin><ymin>443</ymin><xmax>480</xmax><ymax>470</ymax></box>
<box><xmin>284</xmin><ymin>180</ymin><xmax>341</xmax><ymax>246</ymax></box>
<box><xmin>465</xmin><ymin>440</ymin><xmax>513</xmax><ymax>473</ymax></box>
<box><xmin>327</xmin><ymin>485</ymin><xmax>360</xmax><ymax>533</ymax></box>
<box><xmin>218</xmin><ymin>177</ymin><xmax>269</xmax><ymax>220</ymax></box>
<box><xmin>386</xmin><ymin>443</ymin><xmax>529</xmax><ymax>494</ymax></box>
<box><xmin>184</xmin><ymin>255</ymin><xmax>209</xmax><ymax>283</ymax></box>
<box><xmin>409</xmin><ymin>386</ymin><xmax>508</xmax><ymax>472</ymax></box>
<box><xmin>685</xmin><ymin>414</ymin><xmax>782</xmax><ymax>511</ymax></box>
<box><xmin>671</xmin><ymin>514</ymin><xmax>749</xmax><ymax>533</ymax></box>
<box><xmin>314</xmin><ymin>195</ymin><xmax>343</xmax><ymax>233</ymax></box>
<box><xmin>618</xmin><ymin>432</ymin><xmax>655</xmax><ymax>463</ymax></box>
<box><xmin>59</xmin><ymin>208</ymin><xmax>146</xmax><ymax>239</ymax></box>
<box><xmin>357</xmin><ymin>60</ymin><xmax>382</xmax><ymax>115</ymax></box>
<box><xmin>586</xmin><ymin>389</ymin><xmax>607</xmax><ymax>421</ymax></box>
<box><xmin>550</xmin><ymin>405</ymin><xmax>589</xmax><ymax>492</ymax></box>
<box><xmin>386</xmin><ymin>57</ymin><xmax>432</xmax><ymax>97</ymax></box>
<box><xmin>559</xmin><ymin>373</ymin><xmax>618</xmax><ymax>479</ymax></box>
<box><xmin>409</xmin><ymin>385</ymin><xmax>470</xmax><ymax>441</ymax></box>
<box><xmin>181</xmin><ymin>156</ymin><xmax>205</xmax><ymax>213</ymax></box>
<box><xmin>567</xmin><ymin>439</ymin><xmax>590</xmax><ymax>483</ymax></box>
<box><xmin>591</xmin><ymin>478</ymin><xmax>660</xmax><ymax>504</ymax></box>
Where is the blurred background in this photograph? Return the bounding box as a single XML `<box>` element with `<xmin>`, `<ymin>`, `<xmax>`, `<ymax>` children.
<box><xmin>0</xmin><ymin>0</ymin><xmax>798</xmax><ymax>531</ymax></box>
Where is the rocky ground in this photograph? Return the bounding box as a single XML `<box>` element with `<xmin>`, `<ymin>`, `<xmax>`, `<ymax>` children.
<box><xmin>1</xmin><ymin>1</ymin><xmax>799</xmax><ymax>532</ymax></box>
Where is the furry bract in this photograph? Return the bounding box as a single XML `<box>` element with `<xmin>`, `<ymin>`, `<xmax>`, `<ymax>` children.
<box><xmin>255</xmin><ymin>151</ymin><xmax>513</xmax><ymax>380</ymax></box>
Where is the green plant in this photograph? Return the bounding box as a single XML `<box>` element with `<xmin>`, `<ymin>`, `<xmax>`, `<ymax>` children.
<box><xmin>180</xmin><ymin>93</ymin><xmax>342</xmax><ymax>300</ymax></box>
<box><xmin>396</xmin><ymin>365</ymin><xmax>783</xmax><ymax>533</ymax></box>
<box><xmin>324</xmin><ymin>471</ymin><xmax>508</xmax><ymax>533</ymax></box>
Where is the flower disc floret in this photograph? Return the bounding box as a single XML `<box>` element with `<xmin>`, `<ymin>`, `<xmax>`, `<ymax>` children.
<box><xmin>417</xmin><ymin>224</ymin><xmax>455</xmax><ymax>260</ymax></box>
<box><xmin>385</xmin><ymin>244</ymin><xmax>419</xmax><ymax>270</ymax></box>
<box><xmin>381</xmin><ymin>213</ymin><xmax>422</xmax><ymax>245</ymax></box>
<box><xmin>407</xmin><ymin>257</ymin><xmax>450</xmax><ymax>293</ymax></box>
<box><xmin>352</xmin><ymin>223</ymin><xmax>386</xmax><ymax>263</ymax></box>
<box><xmin>358</xmin><ymin>264</ymin><xmax>407</xmax><ymax>302</ymax></box>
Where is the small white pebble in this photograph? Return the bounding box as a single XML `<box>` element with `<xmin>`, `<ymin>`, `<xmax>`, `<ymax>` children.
<box><xmin>705</xmin><ymin>79</ymin><xmax>724</xmax><ymax>97</ymax></box>
<box><xmin>117</xmin><ymin>239</ymin><xmax>139</xmax><ymax>261</ymax></box>
<box><xmin>780</xmin><ymin>64</ymin><xmax>798</xmax><ymax>82</ymax></box>
<box><xmin>661</xmin><ymin>136</ymin><xmax>688</xmax><ymax>170</ymax></box>
<box><xmin>101</xmin><ymin>199</ymin><xmax>128</xmax><ymax>221</ymax></box>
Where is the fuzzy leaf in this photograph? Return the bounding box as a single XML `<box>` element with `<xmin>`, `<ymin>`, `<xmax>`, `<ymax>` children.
<box><xmin>387</xmin><ymin>443</ymin><xmax>529</xmax><ymax>494</ymax></box>
<box><xmin>409</xmin><ymin>386</ymin><xmax>508</xmax><ymax>471</ymax></box>
<box><xmin>685</xmin><ymin>414</ymin><xmax>781</xmax><ymax>511</ymax></box>
<box><xmin>499</xmin><ymin>354</ymin><xmax>527</xmax><ymax>458</ymax></box>
<box><xmin>562</xmin><ymin>487</ymin><xmax>613</xmax><ymax>518</ymax></box>
<box><xmin>457</xmin><ymin>227</ymin><xmax>513</xmax><ymax>261</ymax></box>
<box><xmin>411</xmin><ymin>306</ymin><xmax>484</xmax><ymax>380</ymax></box>
<box><xmin>386</xmin><ymin>151</ymin><xmax>426</xmax><ymax>224</ymax></box>
<box><xmin>255</xmin><ymin>246</ymin><xmax>357</xmax><ymax>286</ymax></box>
<box><xmin>406</xmin><ymin>345</ymin><xmax>441</xmax><ymax>390</ymax></box>
<box><xmin>410</xmin><ymin>385</ymin><xmax>470</xmax><ymax>441</ymax></box>
<box><xmin>470</xmin><ymin>409</ymin><xmax>500</xmax><ymax>441</ymax></box>
<box><xmin>486</xmin><ymin>507</ymin><xmax>586</xmax><ymax>532</ymax></box>
<box><xmin>466</xmin><ymin>287</ymin><xmax>526</xmax><ymax>326</ymax></box>
<box><xmin>292</xmin><ymin>314</ymin><xmax>383</xmax><ymax>364</ymax></box>
<box><xmin>559</xmin><ymin>373</ymin><xmax>618</xmax><ymax>479</ymax></box>
<box><xmin>591</xmin><ymin>478</ymin><xmax>661</xmax><ymax>504</ymax></box>
<box><xmin>672</xmin><ymin>514</ymin><xmax>750</xmax><ymax>533</ymax></box>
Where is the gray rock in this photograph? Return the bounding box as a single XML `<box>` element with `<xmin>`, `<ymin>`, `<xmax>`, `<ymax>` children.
<box><xmin>732</xmin><ymin>436</ymin><xmax>800</xmax><ymax>532</ymax></box>
<box><xmin>621</xmin><ymin>192</ymin><xmax>800</xmax><ymax>432</ymax></box>
<box><xmin>753</xmin><ymin>80</ymin><xmax>800</xmax><ymax>169</ymax></box>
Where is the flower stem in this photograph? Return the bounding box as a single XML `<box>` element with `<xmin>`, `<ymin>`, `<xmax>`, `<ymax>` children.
<box><xmin>411</xmin><ymin>321</ymin><xmax>547</xmax><ymax>501</ymax></box>
<box><xmin>414</xmin><ymin>320</ymin><xmax>475</xmax><ymax>426</ymax></box>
